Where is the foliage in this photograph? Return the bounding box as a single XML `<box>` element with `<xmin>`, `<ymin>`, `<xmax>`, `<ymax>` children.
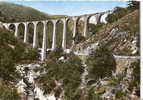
<box><xmin>0</xmin><ymin>82</ymin><xmax>20</xmax><ymax>100</ymax></box>
<box><xmin>0</xmin><ymin>28</ymin><xmax>19</xmax><ymax>81</ymax></box>
<box><xmin>0</xmin><ymin>2</ymin><xmax>49</xmax><ymax>22</ymax></box>
<box><xmin>93</xmin><ymin>23</ymin><xmax>104</xmax><ymax>34</ymax></box>
<box><xmin>128</xmin><ymin>1</ymin><xmax>140</xmax><ymax>10</ymax></box>
<box><xmin>128</xmin><ymin>60</ymin><xmax>140</xmax><ymax>92</ymax></box>
<box><xmin>121</xmin><ymin>10</ymin><xmax>139</xmax><ymax>35</ymax></box>
<box><xmin>85</xmin><ymin>88</ymin><xmax>102</xmax><ymax>100</ymax></box>
<box><xmin>106</xmin><ymin>7</ymin><xmax>129</xmax><ymax>23</ymax></box>
<box><xmin>37</xmin><ymin>49</ymin><xmax>84</xmax><ymax>100</ymax></box>
<box><xmin>0</xmin><ymin>28</ymin><xmax>39</xmax><ymax>99</ymax></box>
<box><xmin>21</xmin><ymin>48</ymin><xmax>40</xmax><ymax>61</ymax></box>
<box><xmin>74</xmin><ymin>33</ymin><xmax>86</xmax><ymax>44</ymax></box>
<box><xmin>85</xmin><ymin>47</ymin><xmax>116</xmax><ymax>80</ymax></box>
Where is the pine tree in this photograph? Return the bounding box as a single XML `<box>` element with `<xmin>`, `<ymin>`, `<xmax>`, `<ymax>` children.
<box><xmin>128</xmin><ymin>1</ymin><xmax>140</xmax><ymax>10</ymax></box>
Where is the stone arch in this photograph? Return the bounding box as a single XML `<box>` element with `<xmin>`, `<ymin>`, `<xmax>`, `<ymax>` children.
<box><xmin>37</xmin><ymin>21</ymin><xmax>44</xmax><ymax>48</ymax></box>
<box><xmin>87</xmin><ymin>13</ymin><xmax>102</xmax><ymax>25</ymax></box>
<box><xmin>77</xmin><ymin>17</ymin><xmax>84</xmax><ymax>35</ymax></box>
<box><xmin>8</xmin><ymin>23</ymin><xmax>15</xmax><ymax>35</ymax></box>
<box><xmin>27</xmin><ymin>22</ymin><xmax>34</xmax><ymax>44</ymax></box>
<box><xmin>100</xmin><ymin>12</ymin><xmax>109</xmax><ymax>24</ymax></box>
<box><xmin>47</xmin><ymin>20</ymin><xmax>54</xmax><ymax>48</ymax></box>
<box><xmin>50</xmin><ymin>19</ymin><xmax>58</xmax><ymax>50</ymax></box>
<box><xmin>18</xmin><ymin>23</ymin><xmax>25</xmax><ymax>40</ymax></box>
<box><xmin>66</xmin><ymin>17</ymin><xmax>74</xmax><ymax>49</ymax></box>
<box><xmin>87</xmin><ymin>15</ymin><xmax>97</xmax><ymax>36</ymax></box>
<box><xmin>70</xmin><ymin>16</ymin><xmax>83</xmax><ymax>45</ymax></box>
<box><xmin>84</xmin><ymin>13</ymin><xmax>102</xmax><ymax>37</ymax></box>
<box><xmin>74</xmin><ymin>16</ymin><xmax>86</xmax><ymax>43</ymax></box>
<box><xmin>23</xmin><ymin>22</ymin><xmax>29</xmax><ymax>43</ymax></box>
<box><xmin>72</xmin><ymin>16</ymin><xmax>81</xmax><ymax>38</ymax></box>
<box><xmin>56</xmin><ymin>19</ymin><xmax>64</xmax><ymax>49</ymax></box>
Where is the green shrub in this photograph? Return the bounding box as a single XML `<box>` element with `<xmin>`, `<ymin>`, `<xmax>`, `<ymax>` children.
<box><xmin>128</xmin><ymin>60</ymin><xmax>140</xmax><ymax>92</ymax></box>
<box><xmin>128</xmin><ymin>1</ymin><xmax>140</xmax><ymax>10</ymax></box>
<box><xmin>0</xmin><ymin>28</ymin><xmax>39</xmax><ymax>99</ymax></box>
<box><xmin>85</xmin><ymin>47</ymin><xmax>116</xmax><ymax>80</ymax></box>
<box><xmin>0</xmin><ymin>29</ymin><xmax>19</xmax><ymax>81</ymax></box>
<box><xmin>21</xmin><ymin>48</ymin><xmax>40</xmax><ymax>61</ymax></box>
<box><xmin>106</xmin><ymin>7</ymin><xmax>128</xmax><ymax>23</ymax></box>
<box><xmin>74</xmin><ymin>33</ymin><xmax>86</xmax><ymax>44</ymax></box>
<box><xmin>37</xmin><ymin>50</ymin><xmax>84</xmax><ymax>100</ymax></box>
<box><xmin>0</xmin><ymin>82</ymin><xmax>20</xmax><ymax>100</ymax></box>
<box><xmin>85</xmin><ymin>87</ymin><xmax>102</xmax><ymax>100</ymax></box>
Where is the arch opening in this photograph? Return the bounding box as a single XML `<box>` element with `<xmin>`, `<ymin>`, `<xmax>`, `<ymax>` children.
<box><xmin>8</xmin><ymin>24</ymin><xmax>15</xmax><ymax>35</ymax></box>
<box><xmin>87</xmin><ymin>15</ymin><xmax>99</xmax><ymax>36</ymax></box>
<box><xmin>18</xmin><ymin>23</ymin><xmax>25</xmax><ymax>40</ymax></box>
<box><xmin>56</xmin><ymin>19</ymin><xmax>63</xmax><ymax>49</ymax></box>
<box><xmin>47</xmin><ymin>21</ymin><xmax>53</xmax><ymax>49</ymax></box>
<box><xmin>37</xmin><ymin>22</ymin><xmax>44</xmax><ymax>48</ymax></box>
<box><xmin>66</xmin><ymin>18</ymin><xmax>74</xmax><ymax>49</ymax></box>
<box><xmin>27</xmin><ymin>23</ymin><xmax>34</xmax><ymax>45</ymax></box>
<box><xmin>74</xmin><ymin>17</ymin><xmax>86</xmax><ymax>44</ymax></box>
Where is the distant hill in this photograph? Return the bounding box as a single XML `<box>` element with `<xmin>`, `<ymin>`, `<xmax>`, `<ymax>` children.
<box><xmin>0</xmin><ymin>2</ymin><xmax>65</xmax><ymax>22</ymax></box>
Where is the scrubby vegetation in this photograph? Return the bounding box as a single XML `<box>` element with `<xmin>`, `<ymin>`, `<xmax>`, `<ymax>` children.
<box><xmin>85</xmin><ymin>47</ymin><xmax>116</xmax><ymax>80</ymax></box>
<box><xmin>128</xmin><ymin>1</ymin><xmax>140</xmax><ymax>10</ymax></box>
<box><xmin>0</xmin><ymin>81</ymin><xmax>20</xmax><ymax>100</ymax></box>
<box><xmin>0</xmin><ymin>2</ymin><xmax>50</xmax><ymax>22</ymax></box>
<box><xmin>0</xmin><ymin>2</ymin><xmax>65</xmax><ymax>22</ymax></box>
<box><xmin>0</xmin><ymin>1</ymin><xmax>140</xmax><ymax>100</ymax></box>
<box><xmin>0</xmin><ymin>28</ymin><xmax>39</xmax><ymax>99</ymax></box>
<box><xmin>106</xmin><ymin>1</ymin><xmax>139</xmax><ymax>24</ymax></box>
<box><xmin>106</xmin><ymin>7</ymin><xmax>129</xmax><ymax>23</ymax></box>
<box><xmin>36</xmin><ymin>49</ymin><xmax>84</xmax><ymax>100</ymax></box>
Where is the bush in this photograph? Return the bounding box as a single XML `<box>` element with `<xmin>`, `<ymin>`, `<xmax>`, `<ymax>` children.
<box><xmin>0</xmin><ymin>29</ymin><xmax>19</xmax><ymax>81</ymax></box>
<box><xmin>0</xmin><ymin>28</ymin><xmax>39</xmax><ymax>99</ymax></box>
<box><xmin>106</xmin><ymin>7</ymin><xmax>128</xmax><ymax>23</ymax></box>
<box><xmin>0</xmin><ymin>82</ymin><xmax>20</xmax><ymax>100</ymax></box>
<box><xmin>128</xmin><ymin>1</ymin><xmax>140</xmax><ymax>10</ymax></box>
<box><xmin>74</xmin><ymin>33</ymin><xmax>86</xmax><ymax>44</ymax></box>
<box><xmin>21</xmin><ymin>48</ymin><xmax>40</xmax><ymax>61</ymax></box>
<box><xmin>85</xmin><ymin>47</ymin><xmax>116</xmax><ymax>80</ymax></box>
<box><xmin>128</xmin><ymin>60</ymin><xmax>140</xmax><ymax>93</ymax></box>
<box><xmin>37</xmin><ymin>50</ymin><xmax>84</xmax><ymax>100</ymax></box>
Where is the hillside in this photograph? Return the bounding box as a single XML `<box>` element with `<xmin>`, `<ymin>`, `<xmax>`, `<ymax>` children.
<box><xmin>0</xmin><ymin>26</ymin><xmax>40</xmax><ymax>99</ymax></box>
<box><xmin>0</xmin><ymin>1</ymin><xmax>140</xmax><ymax>100</ymax></box>
<box><xmin>0</xmin><ymin>2</ymin><xmax>65</xmax><ymax>22</ymax></box>
<box><xmin>73</xmin><ymin>10</ymin><xmax>139</xmax><ymax>56</ymax></box>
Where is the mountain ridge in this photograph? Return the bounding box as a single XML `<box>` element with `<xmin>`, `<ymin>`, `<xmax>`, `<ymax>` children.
<box><xmin>0</xmin><ymin>2</ymin><xmax>67</xmax><ymax>23</ymax></box>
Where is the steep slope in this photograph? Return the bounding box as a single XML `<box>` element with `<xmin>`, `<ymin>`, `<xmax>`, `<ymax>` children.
<box><xmin>73</xmin><ymin>10</ymin><xmax>139</xmax><ymax>56</ymax></box>
<box><xmin>0</xmin><ymin>26</ymin><xmax>40</xmax><ymax>99</ymax></box>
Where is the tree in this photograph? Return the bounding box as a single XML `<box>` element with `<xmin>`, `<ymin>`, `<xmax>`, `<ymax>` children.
<box><xmin>85</xmin><ymin>47</ymin><xmax>116</xmax><ymax>81</ymax></box>
<box><xmin>0</xmin><ymin>28</ymin><xmax>39</xmax><ymax>100</ymax></box>
<box><xmin>106</xmin><ymin>7</ymin><xmax>128</xmax><ymax>23</ymax></box>
<box><xmin>128</xmin><ymin>1</ymin><xmax>140</xmax><ymax>10</ymax></box>
<box><xmin>36</xmin><ymin>49</ymin><xmax>84</xmax><ymax>100</ymax></box>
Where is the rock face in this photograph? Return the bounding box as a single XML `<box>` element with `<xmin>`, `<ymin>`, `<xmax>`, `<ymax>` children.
<box><xmin>16</xmin><ymin>64</ymin><xmax>57</xmax><ymax>100</ymax></box>
<box><xmin>115</xmin><ymin>57</ymin><xmax>138</xmax><ymax>73</ymax></box>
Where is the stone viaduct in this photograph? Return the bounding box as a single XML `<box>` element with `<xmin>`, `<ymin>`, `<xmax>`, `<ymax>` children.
<box><xmin>2</xmin><ymin>12</ymin><xmax>109</xmax><ymax>61</ymax></box>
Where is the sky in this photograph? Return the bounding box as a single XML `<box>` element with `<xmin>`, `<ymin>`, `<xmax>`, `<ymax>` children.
<box><xmin>6</xmin><ymin>1</ymin><xmax>128</xmax><ymax>16</ymax></box>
